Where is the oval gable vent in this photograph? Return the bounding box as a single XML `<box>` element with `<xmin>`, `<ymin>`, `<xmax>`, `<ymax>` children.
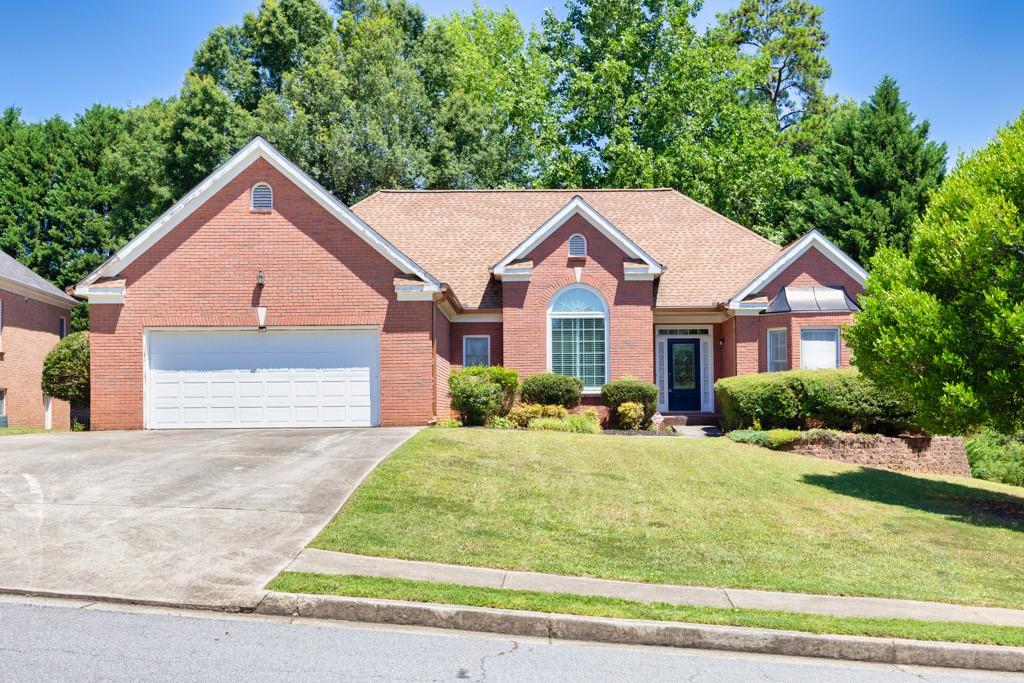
<box><xmin>251</xmin><ymin>183</ymin><xmax>273</xmax><ymax>211</ymax></box>
<box><xmin>568</xmin><ymin>234</ymin><xmax>587</xmax><ymax>258</ymax></box>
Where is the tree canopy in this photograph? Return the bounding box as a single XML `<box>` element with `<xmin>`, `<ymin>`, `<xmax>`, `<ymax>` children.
<box><xmin>788</xmin><ymin>76</ymin><xmax>947</xmax><ymax>264</ymax></box>
<box><xmin>845</xmin><ymin>111</ymin><xmax>1024</xmax><ymax>434</ymax></box>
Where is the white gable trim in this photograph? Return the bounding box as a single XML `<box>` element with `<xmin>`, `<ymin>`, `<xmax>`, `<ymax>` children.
<box><xmin>491</xmin><ymin>196</ymin><xmax>663</xmax><ymax>278</ymax></box>
<box><xmin>0</xmin><ymin>275</ymin><xmax>79</xmax><ymax>310</ymax></box>
<box><xmin>728</xmin><ymin>230</ymin><xmax>868</xmax><ymax>310</ymax></box>
<box><xmin>74</xmin><ymin>137</ymin><xmax>439</xmax><ymax>296</ymax></box>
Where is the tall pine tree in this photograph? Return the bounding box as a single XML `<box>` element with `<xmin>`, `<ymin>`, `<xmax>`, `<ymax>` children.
<box><xmin>790</xmin><ymin>76</ymin><xmax>947</xmax><ymax>263</ymax></box>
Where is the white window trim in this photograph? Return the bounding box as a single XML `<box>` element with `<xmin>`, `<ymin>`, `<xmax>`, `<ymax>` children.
<box><xmin>462</xmin><ymin>335</ymin><xmax>491</xmax><ymax>367</ymax></box>
<box><xmin>767</xmin><ymin>327</ymin><xmax>788</xmax><ymax>372</ymax></box>
<box><xmin>547</xmin><ymin>284</ymin><xmax>610</xmax><ymax>393</ymax></box>
<box><xmin>655</xmin><ymin>326</ymin><xmax>713</xmax><ymax>413</ymax></box>
<box><xmin>0</xmin><ymin>389</ymin><xmax>6</xmax><ymax>417</ymax></box>
<box><xmin>44</xmin><ymin>395</ymin><xmax>52</xmax><ymax>430</ymax></box>
<box><xmin>250</xmin><ymin>182</ymin><xmax>273</xmax><ymax>210</ymax></box>
<box><xmin>568</xmin><ymin>233</ymin><xmax>587</xmax><ymax>258</ymax></box>
<box><xmin>799</xmin><ymin>326</ymin><xmax>841</xmax><ymax>370</ymax></box>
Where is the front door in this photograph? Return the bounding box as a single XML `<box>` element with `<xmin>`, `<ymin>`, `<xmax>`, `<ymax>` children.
<box><xmin>668</xmin><ymin>339</ymin><xmax>701</xmax><ymax>412</ymax></box>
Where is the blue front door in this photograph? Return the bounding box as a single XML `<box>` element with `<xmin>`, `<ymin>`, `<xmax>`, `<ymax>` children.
<box><xmin>668</xmin><ymin>339</ymin><xmax>701</xmax><ymax>412</ymax></box>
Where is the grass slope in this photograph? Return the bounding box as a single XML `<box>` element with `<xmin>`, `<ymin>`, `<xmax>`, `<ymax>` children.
<box><xmin>312</xmin><ymin>429</ymin><xmax>1024</xmax><ymax>609</ymax></box>
<box><xmin>270</xmin><ymin>572</ymin><xmax>1024</xmax><ymax>647</ymax></box>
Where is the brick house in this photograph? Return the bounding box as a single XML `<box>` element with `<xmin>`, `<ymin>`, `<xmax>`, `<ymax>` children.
<box><xmin>74</xmin><ymin>138</ymin><xmax>866</xmax><ymax>430</ymax></box>
<box><xmin>0</xmin><ymin>250</ymin><xmax>77</xmax><ymax>429</ymax></box>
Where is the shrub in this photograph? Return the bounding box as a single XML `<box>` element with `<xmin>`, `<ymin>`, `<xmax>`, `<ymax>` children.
<box><xmin>434</xmin><ymin>419</ymin><xmax>462</xmax><ymax>428</ymax></box>
<box><xmin>715</xmin><ymin>369</ymin><xmax>914</xmax><ymax>434</ymax></box>
<box><xmin>41</xmin><ymin>331</ymin><xmax>89</xmax><ymax>403</ymax></box>
<box><xmin>520</xmin><ymin>372</ymin><xmax>582</xmax><ymax>408</ymax></box>
<box><xmin>617</xmin><ymin>402</ymin><xmax>645</xmax><ymax>430</ymax></box>
<box><xmin>601</xmin><ymin>378</ymin><xmax>658</xmax><ymax>427</ymax></box>
<box><xmin>448</xmin><ymin>366</ymin><xmax>520</xmax><ymax>426</ymax></box>
<box><xmin>965</xmin><ymin>429</ymin><xmax>1024</xmax><ymax>487</ymax></box>
<box><xmin>508</xmin><ymin>403</ymin><xmax>568</xmax><ymax>428</ymax></box>
<box><xmin>528</xmin><ymin>409</ymin><xmax>601</xmax><ymax>434</ymax></box>
<box><xmin>488</xmin><ymin>416</ymin><xmax>515</xmax><ymax>430</ymax></box>
<box><xmin>727</xmin><ymin>428</ymin><xmax>839</xmax><ymax>449</ymax></box>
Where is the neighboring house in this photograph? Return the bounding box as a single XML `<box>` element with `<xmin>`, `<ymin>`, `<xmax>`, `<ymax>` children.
<box><xmin>73</xmin><ymin>138</ymin><xmax>866</xmax><ymax>430</ymax></box>
<box><xmin>0</xmin><ymin>250</ymin><xmax>77</xmax><ymax>429</ymax></box>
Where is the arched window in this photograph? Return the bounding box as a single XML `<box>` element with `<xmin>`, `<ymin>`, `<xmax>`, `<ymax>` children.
<box><xmin>568</xmin><ymin>233</ymin><xmax>587</xmax><ymax>258</ymax></box>
<box><xmin>548</xmin><ymin>285</ymin><xmax>608</xmax><ymax>390</ymax></box>
<box><xmin>251</xmin><ymin>183</ymin><xmax>273</xmax><ymax>211</ymax></box>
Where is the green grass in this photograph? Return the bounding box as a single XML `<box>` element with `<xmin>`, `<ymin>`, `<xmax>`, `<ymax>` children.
<box><xmin>0</xmin><ymin>428</ymin><xmax>51</xmax><ymax>436</ymax></box>
<box><xmin>269</xmin><ymin>572</ymin><xmax>1024</xmax><ymax>647</ymax></box>
<box><xmin>311</xmin><ymin>428</ymin><xmax>1024</xmax><ymax>609</ymax></box>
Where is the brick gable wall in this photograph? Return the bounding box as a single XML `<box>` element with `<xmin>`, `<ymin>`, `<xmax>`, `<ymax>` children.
<box><xmin>89</xmin><ymin>159</ymin><xmax>434</xmax><ymax>429</ymax></box>
<box><xmin>734</xmin><ymin>247</ymin><xmax>864</xmax><ymax>375</ymax></box>
<box><xmin>0</xmin><ymin>289</ymin><xmax>71</xmax><ymax>429</ymax></box>
<box><xmin>501</xmin><ymin>214</ymin><xmax>655</xmax><ymax>387</ymax></box>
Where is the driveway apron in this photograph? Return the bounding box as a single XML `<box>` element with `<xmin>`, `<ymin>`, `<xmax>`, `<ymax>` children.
<box><xmin>0</xmin><ymin>428</ymin><xmax>417</xmax><ymax>608</ymax></box>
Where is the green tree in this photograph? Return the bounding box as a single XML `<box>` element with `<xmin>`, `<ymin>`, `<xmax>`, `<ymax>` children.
<box><xmin>42</xmin><ymin>331</ymin><xmax>90</xmax><ymax>404</ymax></box>
<box><xmin>790</xmin><ymin>76</ymin><xmax>947</xmax><ymax>263</ymax></box>
<box><xmin>845</xmin><ymin>111</ymin><xmax>1024</xmax><ymax>434</ymax></box>
<box><xmin>418</xmin><ymin>6</ymin><xmax>548</xmax><ymax>188</ymax></box>
<box><xmin>717</xmin><ymin>0</ymin><xmax>831</xmax><ymax>129</ymax></box>
<box><xmin>539</xmin><ymin>0</ymin><xmax>801</xmax><ymax>239</ymax></box>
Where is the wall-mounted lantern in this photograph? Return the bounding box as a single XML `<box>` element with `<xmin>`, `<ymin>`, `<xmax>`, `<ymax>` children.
<box><xmin>257</xmin><ymin>270</ymin><xmax>265</xmax><ymax>289</ymax></box>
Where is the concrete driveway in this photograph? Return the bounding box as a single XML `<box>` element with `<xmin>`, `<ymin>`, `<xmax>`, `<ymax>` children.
<box><xmin>0</xmin><ymin>428</ymin><xmax>417</xmax><ymax>609</ymax></box>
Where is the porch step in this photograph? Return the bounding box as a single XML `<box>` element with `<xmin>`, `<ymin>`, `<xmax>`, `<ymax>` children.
<box><xmin>661</xmin><ymin>413</ymin><xmax>722</xmax><ymax>428</ymax></box>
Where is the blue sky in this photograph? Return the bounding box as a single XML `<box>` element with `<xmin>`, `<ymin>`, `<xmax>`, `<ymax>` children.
<box><xmin>4</xmin><ymin>1</ymin><xmax>1022</xmax><ymax>161</ymax></box>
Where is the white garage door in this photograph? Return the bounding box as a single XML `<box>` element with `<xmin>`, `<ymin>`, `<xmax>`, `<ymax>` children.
<box><xmin>146</xmin><ymin>329</ymin><xmax>379</xmax><ymax>429</ymax></box>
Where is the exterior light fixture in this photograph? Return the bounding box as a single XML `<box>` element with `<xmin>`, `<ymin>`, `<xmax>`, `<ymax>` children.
<box><xmin>257</xmin><ymin>270</ymin><xmax>265</xmax><ymax>288</ymax></box>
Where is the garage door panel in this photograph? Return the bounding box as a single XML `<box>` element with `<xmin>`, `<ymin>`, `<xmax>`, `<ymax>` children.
<box><xmin>147</xmin><ymin>329</ymin><xmax>380</xmax><ymax>429</ymax></box>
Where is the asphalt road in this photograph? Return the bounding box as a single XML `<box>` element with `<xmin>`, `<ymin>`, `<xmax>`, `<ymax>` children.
<box><xmin>1</xmin><ymin>597</ymin><xmax>1018</xmax><ymax>682</ymax></box>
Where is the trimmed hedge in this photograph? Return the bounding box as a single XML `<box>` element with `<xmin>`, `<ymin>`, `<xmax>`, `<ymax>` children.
<box><xmin>508</xmin><ymin>403</ymin><xmax>568</xmax><ymax>428</ymax></box>
<box><xmin>449</xmin><ymin>366</ymin><xmax>520</xmax><ymax>426</ymax></box>
<box><xmin>520</xmin><ymin>372</ymin><xmax>582</xmax><ymax>408</ymax></box>
<box><xmin>601</xmin><ymin>378</ymin><xmax>658</xmax><ymax>428</ymax></box>
<box><xmin>41</xmin><ymin>331</ymin><xmax>89</xmax><ymax>403</ymax></box>
<box><xmin>727</xmin><ymin>428</ymin><xmax>839</xmax><ymax>450</ymax></box>
<box><xmin>528</xmin><ymin>409</ymin><xmax>601</xmax><ymax>434</ymax></box>
<box><xmin>715</xmin><ymin>369</ymin><xmax>915</xmax><ymax>434</ymax></box>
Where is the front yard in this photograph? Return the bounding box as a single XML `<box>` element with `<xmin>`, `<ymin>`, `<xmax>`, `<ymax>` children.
<box><xmin>311</xmin><ymin>428</ymin><xmax>1024</xmax><ymax>609</ymax></box>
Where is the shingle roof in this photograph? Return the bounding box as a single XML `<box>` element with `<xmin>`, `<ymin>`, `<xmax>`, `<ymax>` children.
<box><xmin>0</xmin><ymin>250</ymin><xmax>77</xmax><ymax>305</ymax></box>
<box><xmin>351</xmin><ymin>189</ymin><xmax>782</xmax><ymax>309</ymax></box>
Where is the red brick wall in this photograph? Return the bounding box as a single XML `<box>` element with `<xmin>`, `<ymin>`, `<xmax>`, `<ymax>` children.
<box><xmin>450</xmin><ymin>322</ymin><xmax>503</xmax><ymax>369</ymax></box>
<box><xmin>0</xmin><ymin>289</ymin><xmax>72</xmax><ymax>429</ymax></box>
<box><xmin>501</xmin><ymin>214</ymin><xmax>655</xmax><ymax>387</ymax></box>
<box><xmin>89</xmin><ymin>158</ymin><xmax>434</xmax><ymax>429</ymax></box>
<box><xmin>733</xmin><ymin>247</ymin><xmax>861</xmax><ymax>375</ymax></box>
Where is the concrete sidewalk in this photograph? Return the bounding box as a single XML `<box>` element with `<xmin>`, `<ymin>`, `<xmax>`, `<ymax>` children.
<box><xmin>286</xmin><ymin>548</ymin><xmax>1024</xmax><ymax>629</ymax></box>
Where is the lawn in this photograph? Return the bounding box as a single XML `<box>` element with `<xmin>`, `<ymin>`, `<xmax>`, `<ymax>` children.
<box><xmin>270</xmin><ymin>572</ymin><xmax>1024</xmax><ymax>647</ymax></box>
<box><xmin>0</xmin><ymin>428</ymin><xmax>51</xmax><ymax>436</ymax></box>
<box><xmin>311</xmin><ymin>428</ymin><xmax>1024</xmax><ymax>609</ymax></box>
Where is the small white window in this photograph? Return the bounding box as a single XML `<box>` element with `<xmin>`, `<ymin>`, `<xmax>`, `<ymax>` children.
<box><xmin>463</xmin><ymin>336</ymin><xmax>490</xmax><ymax>367</ymax></box>
<box><xmin>0</xmin><ymin>389</ymin><xmax>6</xmax><ymax>417</ymax></box>
<box><xmin>44</xmin><ymin>395</ymin><xmax>52</xmax><ymax>430</ymax></box>
<box><xmin>59</xmin><ymin>317</ymin><xmax>67</xmax><ymax>339</ymax></box>
<box><xmin>251</xmin><ymin>183</ymin><xmax>273</xmax><ymax>211</ymax></box>
<box><xmin>767</xmin><ymin>328</ymin><xmax>788</xmax><ymax>372</ymax></box>
<box><xmin>800</xmin><ymin>328</ymin><xmax>840</xmax><ymax>370</ymax></box>
<box><xmin>568</xmin><ymin>234</ymin><xmax>587</xmax><ymax>258</ymax></box>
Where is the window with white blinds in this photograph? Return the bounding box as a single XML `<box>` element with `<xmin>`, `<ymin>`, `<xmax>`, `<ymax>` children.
<box><xmin>767</xmin><ymin>328</ymin><xmax>788</xmax><ymax>372</ymax></box>
<box><xmin>800</xmin><ymin>328</ymin><xmax>840</xmax><ymax>369</ymax></box>
<box><xmin>549</xmin><ymin>286</ymin><xmax>607</xmax><ymax>390</ymax></box>
<box><xmin>463</xmin><ymin>336</ymin><xmax>490</xmax><ymax>367</ymax></box>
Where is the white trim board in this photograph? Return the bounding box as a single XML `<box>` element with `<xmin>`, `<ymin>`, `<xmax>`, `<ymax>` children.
<box><xmin>492</xmin><ymin>196</ymin><xmax>663</xmax><ymax>279</ymax></box>
<box><xmin>74</xmin><ymin>137</ymin><xmax>440</xmax><ymax>296</ymax></box>
<box><xmin>728</xmin><ymin>230</ymin><xmax>868</xmax><ymax>310</ymax></box>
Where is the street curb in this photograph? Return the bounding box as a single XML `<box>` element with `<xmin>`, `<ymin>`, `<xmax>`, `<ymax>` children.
<box><xmin>256</xmin><ymin>592</ymin><xmax>1024</xmax><ymax>673</ymax></box>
